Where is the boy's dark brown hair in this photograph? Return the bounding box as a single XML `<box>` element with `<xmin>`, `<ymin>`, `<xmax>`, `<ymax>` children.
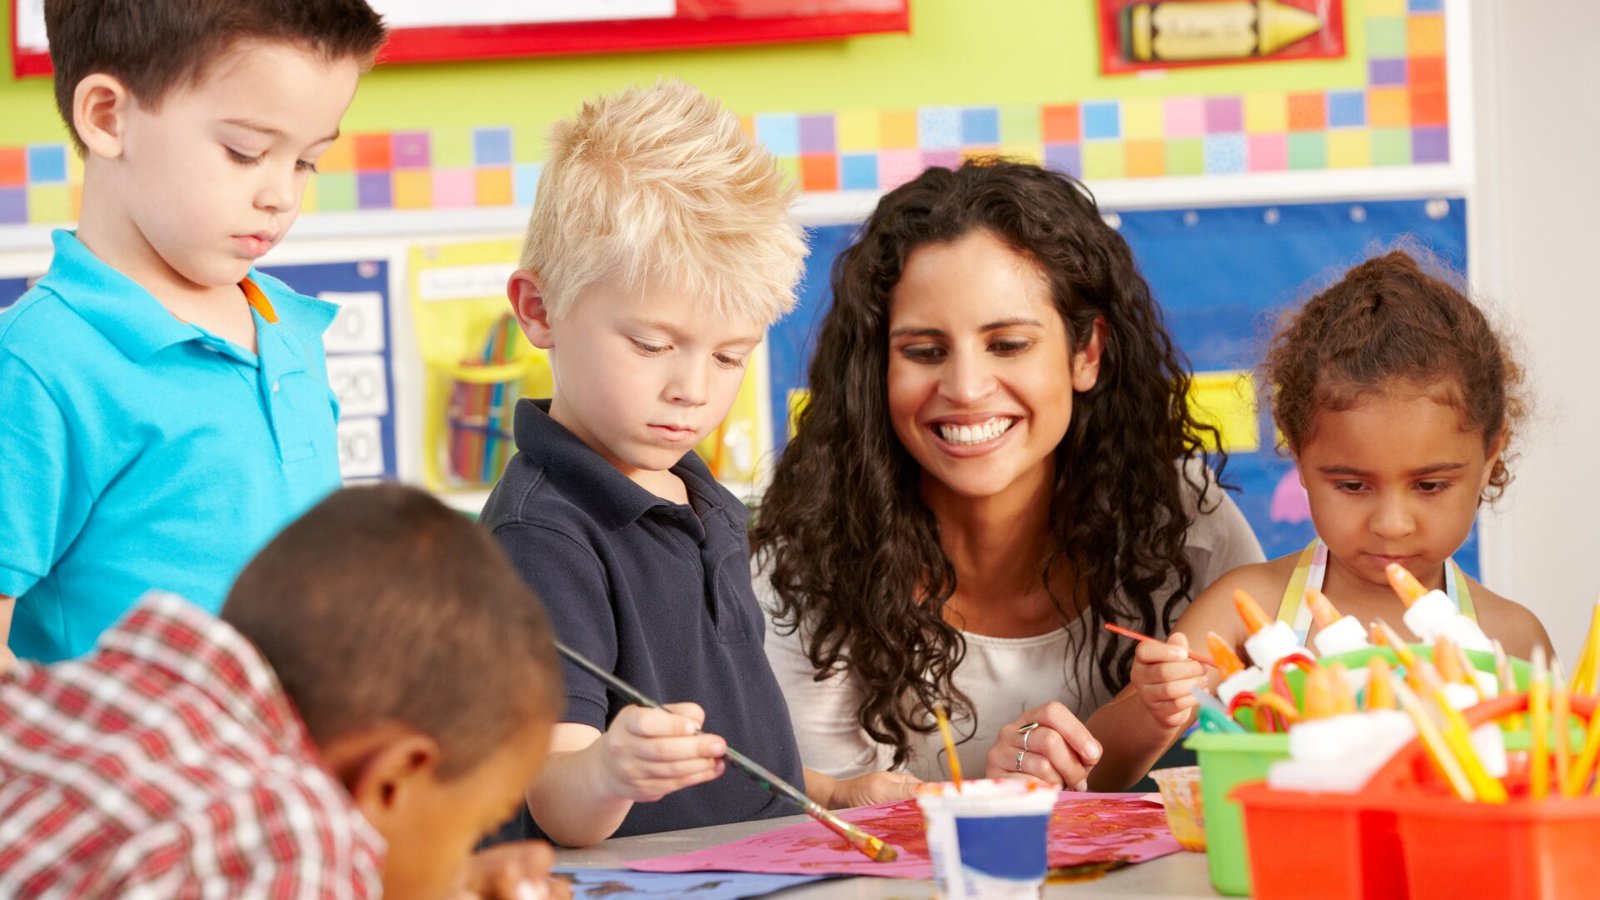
<box><xmin>45</xmin><ymin>0</ymin><xmax>387</xmax><ymax>150</ymax></box>
<box><xmin>223</xmin><ymin>484</ymin><xmax>561</xmax><ymax>778</ymax></box>
<box><xmin>1265</xmin><ymin>249</ymin><xmax>1526</xmax><ymax>500</ymax></box>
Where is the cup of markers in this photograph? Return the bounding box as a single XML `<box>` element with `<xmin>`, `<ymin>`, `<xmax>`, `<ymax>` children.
<box><xmin>916</xmin><ymin>779</ymin><xmax>1058</xmax><ymax>900</ymax></box>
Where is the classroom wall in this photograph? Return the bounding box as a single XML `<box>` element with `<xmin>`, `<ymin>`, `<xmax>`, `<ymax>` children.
<box><xmin>12</xmin><ymin>2</ymin><xmax>1585</xmax><ymax>657</ymax></box>
<box><xmin>1469</xmin><ymin>0</ymin><xmax>1600</xmax><ymax>666</ymax></box>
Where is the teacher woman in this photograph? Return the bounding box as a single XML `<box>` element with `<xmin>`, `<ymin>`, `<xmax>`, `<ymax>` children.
<box><xmin>753</xmin><ymin>159</ymin><xmax>1262</xmax><ymax>791</ymax></box>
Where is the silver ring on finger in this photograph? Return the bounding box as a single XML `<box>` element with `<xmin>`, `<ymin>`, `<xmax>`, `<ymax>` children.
<box><xmin>1014</xmin><ymin>749</ymin><xmax>1027</xmax><ymax>773</ymax></box>
<box><xmin>1019</xmin><ymin>721</ymin><xmax>1039</xmax><ymax>754</ymax></box>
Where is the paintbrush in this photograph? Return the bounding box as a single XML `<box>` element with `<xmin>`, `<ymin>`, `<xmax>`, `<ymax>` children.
<box><xmin>932</xmin><ymin>702</ymin><xmax>963</xmax><ymax>790</ymax></box>
<box><xmin>554</xmin><ymin>640</ymin><xmax>898</xmax><ymax>862</ymax></box>
<box><xmin>1103</xmin><ymin>623</ymin><xmax>1220</xmax><ymax>669</ymax></box>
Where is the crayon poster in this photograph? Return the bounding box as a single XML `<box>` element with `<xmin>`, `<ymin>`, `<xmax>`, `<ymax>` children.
<box><xmin>769</xmin><ymin>197</ymin><xmax>1472</xmax><ymax>570</ymax></box>
<box><xmin>1097</xmin><ymin>0</ymin><xmax>1347</xmax><ymax>75</ymax></box>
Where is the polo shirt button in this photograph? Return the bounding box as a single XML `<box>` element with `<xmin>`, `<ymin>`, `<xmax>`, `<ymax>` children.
<box><xmin>271</xmin><ymin>381</ymin><xmax>281</xmax><ymax>393</ymax></box>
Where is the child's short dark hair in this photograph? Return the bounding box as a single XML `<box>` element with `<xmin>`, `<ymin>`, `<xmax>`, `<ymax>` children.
<box><xmin>1265</xmin><ymin>249</ymin><xmax>1526</xmax><ymax>500</ymax></box>
<box><xmin>222</xmin><ymin>484</ymin><xmax>561</xmax><ymax>778</ymax></box>
<box><xmin>45</xmin><ymin>0</ymin><xmax>386</xmax><ymax>150</ymax></box>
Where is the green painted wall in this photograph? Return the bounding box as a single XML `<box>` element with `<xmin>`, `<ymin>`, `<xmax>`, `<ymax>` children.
<box><xmin>1</xmin><ymin>1</ymin><xmax>1367</xmax><ymax>147</ymax></box>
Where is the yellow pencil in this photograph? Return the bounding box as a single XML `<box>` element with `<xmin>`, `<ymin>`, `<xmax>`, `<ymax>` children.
<box><xmin>1494</xmin><ymin>641</ymin><xmax>1523</xmax><ymax>732</ymax></box>
<box><xmin>1531</xmin><ymin>647</ymin><xmax>1550</xmax><ymax>801</ymax></box>
<box><xmin>1571</xmin><ymin>595</ymin><xmax>1600</xmax><ymax>695</ymax></box>
<box><xmin>1370</xmin><ymin>618</ymin><xmax>1418</xmax><ymax>671</ymax></box>
<box><xmin>1564</xmin><ymin>702</ymin><xmax>1600</xmax><ymax>796</ymax></box>
<box><xmin>1418</xmin><ymin>669</ymin><xmax>1507</xmax><ymax>803</ymax></box>
<box><xmin>1394</xmin><ymin>677</ymin><xmax>1476</xmax><ymax>801</ymax></box>
<box><xmin>933</xmin><ymin>703</ymin><xmax>963</xmax><ymax>791</ymax></box>
<box><xmin>1553</xmin><ymin>660</ymin><xmax>1572</xmax><ymax>793</ymax></box>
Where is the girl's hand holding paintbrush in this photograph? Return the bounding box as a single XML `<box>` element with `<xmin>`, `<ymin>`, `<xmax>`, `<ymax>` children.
<box><xmin>1128</xmin><ymin>631</ymin><xmax>1210</xmax><ymax>729</ymax></box>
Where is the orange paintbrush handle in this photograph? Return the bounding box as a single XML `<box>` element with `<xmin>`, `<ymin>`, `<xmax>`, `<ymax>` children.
<box><xmin>1103</xmin><ymin>623</ymin><xmax>1219</xmax><ymax>669</ymax></box>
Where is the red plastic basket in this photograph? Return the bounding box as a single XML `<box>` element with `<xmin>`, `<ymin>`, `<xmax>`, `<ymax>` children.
<box><xmin>1237</xmin><ymin>693</ymin><xmax>1600</xmax><ymax>900</ymax></box>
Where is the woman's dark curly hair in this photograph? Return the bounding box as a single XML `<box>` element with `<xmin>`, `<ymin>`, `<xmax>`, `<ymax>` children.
<box><xmin>1266</xmin><ymin>249</ymin><xmax>1526</xmax><ymax>501</ymax></box>
<box><xmin>752</xmin><ymin>159</ymin><xmax>1224</xmax><ymax>765</ymax></box>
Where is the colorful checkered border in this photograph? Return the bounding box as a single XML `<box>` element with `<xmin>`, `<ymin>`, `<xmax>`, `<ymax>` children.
<box><xmin>0</xmin><ymin>2</ymin><xmax>1445</xmax><ymax>225</ymax></box>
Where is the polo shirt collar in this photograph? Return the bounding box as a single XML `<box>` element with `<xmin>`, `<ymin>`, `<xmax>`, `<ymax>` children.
<box><xmin>38</xmin><ymin>230</ymin><xmax>336</xmax><ymax>363</ymax></box>
<box><xmin>513</xmin><ymin>398</ymin><xmax>722</xmax><ymax>531</ymax></box>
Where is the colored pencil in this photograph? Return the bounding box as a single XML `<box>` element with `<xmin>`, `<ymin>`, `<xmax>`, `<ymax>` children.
<box><xmin>1394</xmin><ymin>677</ymin><xmax>1475</xmax><ymax>801</ymax></box>
<box><xmin>1531</xmin><ymin>647</ymin><xmax>1550</xmax><ymax>800</ymax></box>
<box><xmin>553</xmin><ymin>640</ymin><xmax>898</xmax><ymax>862</ymax></box>
<box><xmin>1103</xmin><ymin>623</ymin><xmax>1220</xmax><ymax>669</ymax></box>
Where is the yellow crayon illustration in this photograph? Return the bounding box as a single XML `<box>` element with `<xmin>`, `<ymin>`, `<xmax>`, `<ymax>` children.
<box><xmin>1124</xmin><ymin>0</ymin><xmax>1324</xmax><ymax>64</ymax></box>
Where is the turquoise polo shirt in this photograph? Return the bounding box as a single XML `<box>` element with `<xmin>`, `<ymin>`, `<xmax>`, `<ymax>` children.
<box><xmin>0</xmin><ymin>231</ymin><xmax>342</xmax><ymax>663</ymax></box>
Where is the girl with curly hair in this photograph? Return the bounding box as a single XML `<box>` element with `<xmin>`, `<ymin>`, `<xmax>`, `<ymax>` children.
<box><xmin>754</xmin><ymin>159</ymin><xmax>1263</xmax><ymax>791</ymax></box>
<box><xmin>1173</xmin><ymin>249</ymin><xmax>1551</xmax><ymax>668</ymax></box>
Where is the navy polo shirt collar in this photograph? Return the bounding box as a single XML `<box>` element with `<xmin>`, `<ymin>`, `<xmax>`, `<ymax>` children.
<box><xmin>39</xmin><ymin>230</ymin><xmax>336</xmax><ymax>363</ymax></box>
<box><xmin>512</xmin><ymin>399</ymin><xmax>732</xmax><ymax>533</ymax></box>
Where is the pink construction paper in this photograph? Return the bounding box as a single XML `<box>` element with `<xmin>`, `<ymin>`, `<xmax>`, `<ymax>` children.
<box><xmin>629</xmin><ymin>792</ymin><xmax>1180</xmax><ymax>879</ymax></box>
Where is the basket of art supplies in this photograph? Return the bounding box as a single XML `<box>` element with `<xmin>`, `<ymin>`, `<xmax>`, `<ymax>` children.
<box><xmin>1176</xmin><ymin>565</ymin><xmax>1532</xmax><ymax>897</ymax></box>
<box><xmin>1236</xmin><ymin>665</ymin><xmax>1600</xmax><ymax>900</ymax></box>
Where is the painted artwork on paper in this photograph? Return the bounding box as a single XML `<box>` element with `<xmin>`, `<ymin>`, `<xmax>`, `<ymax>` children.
<box><xmin>554</xmin><ymin>868</ymin><xmax>828</xmax><ymax>898</ymax></box>
<box><xmin>629</xmin><ymin>793</ymin><xmax>1180</xmax><ymax>878</ymax></box>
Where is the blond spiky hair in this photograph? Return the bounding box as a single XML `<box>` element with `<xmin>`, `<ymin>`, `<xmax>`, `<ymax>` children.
<box><xmin>520</xmin><ymin>80</ymin><xmax>807</xmax><ymax>325</ymax></box>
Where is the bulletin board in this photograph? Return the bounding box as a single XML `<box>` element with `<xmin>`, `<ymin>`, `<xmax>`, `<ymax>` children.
<box><xmin>0</xmin><ymin>274</ymin><xmax>28</xmax><ymax>309</ymax></box>
<box><xmin>261</xmin><ymin>258</ymin><xmax>400</xmax><ymax>482</ymax></box>
<box><xmin>769</xmin><ymin>196</ymin><xmax>1475</xmax><ymax>570</ymax></box>
<box><xmin>0</xmin><ymin>261</ymin><xmax>398</xmax><ymax>483</ymax></box>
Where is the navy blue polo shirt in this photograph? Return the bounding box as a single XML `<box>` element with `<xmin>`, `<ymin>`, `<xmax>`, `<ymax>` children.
<box><xmin>482</xmin><ymin>399</ymin><xmax>804</xmax><ymax>842</ymax></box>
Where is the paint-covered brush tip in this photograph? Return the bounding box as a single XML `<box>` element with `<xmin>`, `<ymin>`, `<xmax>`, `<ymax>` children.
<box><xmin>867</xmin><ymin>837</ymin><xmax>898</xmax><ymax>862</ymax></box>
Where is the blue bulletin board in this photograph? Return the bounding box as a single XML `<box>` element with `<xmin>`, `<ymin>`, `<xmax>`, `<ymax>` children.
<box><xmin>769</xmin><ymin>197</ymin><xmax>1473</xmax><ymax>571</ymax></box>
<box><xmin>0</xmin><ymin>261</ymin><xmax>397</xmax><ymax>482</ymax></box>
<box><xmin>0</xmin><ymin>275</ymin><xmax>32</xmax><ymax>310</ymax></box>
<box><xmin>259</xmin><ymin>259</ymin><xmax>398</xmax><ymax>482</ymax></box>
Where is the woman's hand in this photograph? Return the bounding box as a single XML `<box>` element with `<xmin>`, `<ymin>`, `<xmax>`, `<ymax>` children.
<box><xmin>1129</xmin><ymin>632</ymin><xmax>1205</xmax><ymax>729</ymax></box>
<box><xmin>804</xmin><ymin>768</ymin><xmax>921</xmax><ymax>809</ymax></box>
<box><xmin>984</xmin><ymin>702</ymin><xmax>1101</xmax><ymax>790</ymax></box>
<box><xmin>831</xmin><ymin>771</ymin><xmax>921</xmax><ymax>808</ymax></box>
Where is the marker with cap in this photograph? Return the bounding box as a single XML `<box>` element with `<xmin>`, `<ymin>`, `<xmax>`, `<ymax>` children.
<box><xmin>1207</xmin><ymin>631</ymin><xmax>1266</xmax><ymax>707</ymax></box>
<box><xmin>1386</xmin><ymin>563</ymin><xmax>1492</xmax><ymax>652</ymax></box>
<box><xmin>1306</xmin><ymin>588</ymin><xmax>1371</xmax><ymax>658</ymax></box>
<box><xmin>1234</xmin><ymin>589</ymin><xmax>1302</xmax><ymax>668</ymax></box>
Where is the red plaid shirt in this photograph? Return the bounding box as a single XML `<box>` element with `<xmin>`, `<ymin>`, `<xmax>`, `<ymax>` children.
<box><xmin>0</xmin><ymin>593</ymin><xmax>384</xmax><ymax>898</ymax></box>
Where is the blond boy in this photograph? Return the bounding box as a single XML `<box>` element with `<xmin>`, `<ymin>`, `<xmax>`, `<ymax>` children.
<box><xmin>484</xmin><ymin>81</ymin><xmax>917</xmax><ymax>847</ymax></box>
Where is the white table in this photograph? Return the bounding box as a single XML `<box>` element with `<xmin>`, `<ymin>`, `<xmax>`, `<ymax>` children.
<box><xmin>556</xmin><ymin>812</ymin><xmax>1222</xmax><ymax>898</ymax></box>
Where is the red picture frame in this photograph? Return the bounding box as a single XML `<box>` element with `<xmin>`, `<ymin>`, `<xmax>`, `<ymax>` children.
<box><xmin>11</xmin><ymin>1</ymin><xmax>911</xmax><ymax>77</ymax></box>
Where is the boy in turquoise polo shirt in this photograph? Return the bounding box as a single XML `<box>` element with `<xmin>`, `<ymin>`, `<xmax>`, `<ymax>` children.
<box><xmin>0</xmin><ymin>0</ymin><xmax>387</xmax><ymax>664</ymax></box>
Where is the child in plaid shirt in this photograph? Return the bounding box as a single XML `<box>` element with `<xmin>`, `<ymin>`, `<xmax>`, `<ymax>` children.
<box><xmin>0</xmin><ymin>485</ymin><xmax>568</xmax><ymax>900</ymax></box>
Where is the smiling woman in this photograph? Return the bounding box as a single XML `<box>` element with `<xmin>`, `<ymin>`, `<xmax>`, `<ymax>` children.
<box><xmin>752</xmin><ymin>159</ymin><xmax>1265</xmax><ymax>793</ymax></box>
